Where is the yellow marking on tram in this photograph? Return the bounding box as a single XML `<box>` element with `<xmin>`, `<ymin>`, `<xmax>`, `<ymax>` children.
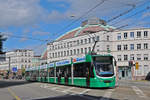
<box><xmin>8</xmin><ymin>88</ymin><xmax>21</xmax><ymax>100</ymax></box>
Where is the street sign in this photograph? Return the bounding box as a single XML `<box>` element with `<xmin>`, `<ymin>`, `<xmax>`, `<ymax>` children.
<box><xmin>12</xmin><ymin>67</ymin><xmax>18</xmax><ymax>72</ymax></box>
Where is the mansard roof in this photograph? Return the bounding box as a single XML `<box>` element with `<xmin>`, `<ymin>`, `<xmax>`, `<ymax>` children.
<box><xmin>57</xmin><ymin>24</ymin><xmax>115</xmax><ymax>41</ymax></box>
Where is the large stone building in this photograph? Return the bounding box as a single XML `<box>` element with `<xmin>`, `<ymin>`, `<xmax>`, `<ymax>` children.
<box><xmin>47</xmin><ymin>18</ymin><xmax>150</xmax><ymax>80</ymax></box>
<box><xmin>0</xmin><ymin>49</ymin><xmax>34</xmax><ymax>75</ymax></box>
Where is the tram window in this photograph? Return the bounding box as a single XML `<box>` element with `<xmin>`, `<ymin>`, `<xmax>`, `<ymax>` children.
<box><xmin>56</xmin><ymin>67</ymin><xmax>64</xmax><ymax>77</ymax></box>
<box><xmin>56</xmin><ymin>65</ymin><xmax>71</xmax><ymax>77</ymax></box>
<box><xmin>25</xmin><ymin>72</ymin><xmax>29</xmax><ymax>77</ymax></box>
<box><xmin>64</xmin><ymin>65</ymin><xmax>71</xmax><ymax>77</ymax></box>
<box><xmin>74</xmin><ymin>62</ymin><xmax>93</xmax><ymax>77</ymax></box>
<box><xmin>48</xmin><ymin>68</ymin><xmax>54</xmax><ymax>77</ymax></box>
<box><xmin>43</xmin><ymin>70</ymin><xmax>47</xmax><ymax>77</ymax></box>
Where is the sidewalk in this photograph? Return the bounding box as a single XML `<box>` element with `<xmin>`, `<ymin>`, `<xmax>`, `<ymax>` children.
<box><xmin>118</xmin><ymin>80</ymin><xmax>150</xmax><ymax>87</ymax></box>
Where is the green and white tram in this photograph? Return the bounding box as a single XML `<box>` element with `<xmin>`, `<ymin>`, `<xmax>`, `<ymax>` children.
<box><xmin>25</xmin><ymin>54</ymin><xmax>117</xmax><ymax>88</ymax></box>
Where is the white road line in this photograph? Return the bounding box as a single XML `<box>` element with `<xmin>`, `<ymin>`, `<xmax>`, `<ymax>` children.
<box><xmin>132</xmin><ymin>86</ymin><xmax>147</xmax><ymax>98</ymax></box>
<box><xmin>79</xmin><ymin>89</ymin><xmax>91</xmax><ymax>94</ymax></box>
<box><xmin>100</xmin><ymin>89</ymin><xmax>115</xmax><ymax>100</ymax></box>
<box><xmin>62</xmin><ymin>87</ymin><xmax>75</xmax><ymax>93</ymax></box>
<box><xmin>51</xmin><ymin>87</ymin><xmax>59</xmax><ymax>90</ymax></box>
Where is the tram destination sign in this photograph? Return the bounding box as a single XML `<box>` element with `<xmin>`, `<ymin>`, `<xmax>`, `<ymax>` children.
<box><xmin>73</xmin><ymin>57</ymin><xmax>86</xmax><ymax>63</ymax></box>
<box><xmin>48</xmin><ymin>63</ymin><xmax>54</xmax><ymax>68</ymax></box>
<box><xmin>40</xmin><ymin>65</ymin><xmax>47</xmax><ymax>69</ymax></box>
<box><xmin>56</xmin><ymin>60</ymin><xmax>71</xmax><ymax>66</ymax></box>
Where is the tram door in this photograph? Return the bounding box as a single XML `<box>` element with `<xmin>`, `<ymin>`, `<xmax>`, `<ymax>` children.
<box><xmin>64</xmin><ymin>66</ymin><xmax>70</xmax><ymax>85</ymax></box>
<box><xmin>86</xmin><ymin>67</ymin><xmax>90</xmax><ymax>87</ymax></box>
<box><xmin>57</xmin><ymin>68</ymin><xmax>61</xmax><ymax>84</ymax></box>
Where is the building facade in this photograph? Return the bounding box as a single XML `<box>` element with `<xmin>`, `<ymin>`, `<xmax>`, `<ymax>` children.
<box><xmin>47</xmin><ymin>18</ymin><xmax>150</xmax><ymax>80</ymax></box>
<box><xmin>0</xmin><ymin>49</ymin><xmax>34</xmax><ymax>75</ymax></box>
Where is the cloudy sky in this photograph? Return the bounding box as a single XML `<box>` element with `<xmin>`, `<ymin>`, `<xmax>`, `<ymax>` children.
<box><xmin>0</xmin><ymin>0</ymin><xmax>149</xmax><ymax>54</ymax></box>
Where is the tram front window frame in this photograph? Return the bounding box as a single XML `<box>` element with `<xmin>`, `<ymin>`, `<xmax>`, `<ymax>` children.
<box><xmin>93</xmin><ymin>56</ymin><xmax>114</xmax><ymax>77</ymax></box>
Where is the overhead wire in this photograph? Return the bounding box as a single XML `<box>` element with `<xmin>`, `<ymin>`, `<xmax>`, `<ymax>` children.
<box><xmin>4</xmin><ymin>0</ymin><xmax>149</xmax><ymax>53</ymax></box>
<box><xmin>3</xmin><ymin>33</ymin><xmax>49</xmax><ymax>42</ymax></box>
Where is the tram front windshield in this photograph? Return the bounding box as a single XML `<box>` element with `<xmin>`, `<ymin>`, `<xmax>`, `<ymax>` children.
<box><xmin>93</xmin><ymin>56</ymin><xmax>114</xmax><ymax>77</ymax></box>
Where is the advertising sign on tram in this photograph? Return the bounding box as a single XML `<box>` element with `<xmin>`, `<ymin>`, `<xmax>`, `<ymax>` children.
<box><xmin>73</xmin><ymin>57</ymin><xmax>86</xmax><ymax>63</ymax></box>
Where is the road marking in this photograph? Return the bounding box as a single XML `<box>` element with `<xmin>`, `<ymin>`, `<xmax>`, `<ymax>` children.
<box><xmin>62</xmin><ymin>87</ymin><xmax>75</xmax><ymax>93</ymax></box>
<box><xmin>8</xmin><ymin>88</ymin><xmax>21</xmax><ymax>100</ymax></box>
<box><xmin>100</xmin><ymin>89</ymin><xmax>115</xmax><ymax>100</ymax></box>
<box><xmin>79</xmin><ymin>89</ymin><xmax>90</xmax><ymax>94</ymax></box>
<box><xmin>132</xmin><ymin>86</ymin><xmax>147</xmax><ymax>98</ymax></box>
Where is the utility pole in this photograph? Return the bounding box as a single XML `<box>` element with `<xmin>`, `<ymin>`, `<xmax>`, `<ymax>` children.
<box><xmin>8</xmin><ymin>57</ymin><xmax>11</xmax><ymax>76</ymax></box>
<box><xmin>0</xmin><ymin>33</ymin><xmax>7</xmax><ymax>53</ymax></box>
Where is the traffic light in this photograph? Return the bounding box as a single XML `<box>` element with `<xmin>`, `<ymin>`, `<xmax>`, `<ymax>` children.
<box><xmin>135</xmin><ymin>62</ymin><xmax>139</xmax><ymax>70</ymax></box>
<box><xmin>129</xmin><ymin>61</ymin><xmax>133</xmax><ymax>66</ymax></box>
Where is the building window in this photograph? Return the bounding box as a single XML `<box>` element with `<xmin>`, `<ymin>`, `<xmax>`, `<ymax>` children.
<box><xmin>88</xmin><ymin>38</ymin><xmax>91</xmax><ymax>43</ymax></box>
<box><xmin>85</xmin><ymin>48</ymin><xmax>87</xmax><ymax>54</ymax></box>
<box><xmin>117</xmin><ymin>55</ymin><xmax>121</xmax><ymax>61</ymax></box>
<box><xmin>67</xmin><ymin>50</ymin><xmax>69</xmax><ymax>56</ymax></box>
<box><xmin>88</xmin><ymin>47</ymin><xmax>91</xmax><ymax>52</ymax></box>
<box><xmin>49</xmin><ymin>53</ymin><xmax>52</xmax><ymax>58</ymax></box>
<box><xmin>124</xmin><ymin>32</ymin><xmax>128</xmax><ymax>39</ymax></box>
<box><xmin>137</xmin><ymin>31</ymin><xmax>141</xmax><ymax>38</ymax></box>
<box><xmin>64</xmin><ymin>43</ymin><xmax>66</xmax><ymax>48</ymax></box>
<box><xmin>70</xmin><ymin>41</ymin><xmax>72</xmax><ymax>47</ymax></box>
<box><xmin>130</xmin><ymin>44</ymin><xmax>134</xmax><ymax>50</ymax></box>
<box><xmin>70</xmin><ymin>50</ymin><xmax>72</xmax><ymax>55</ymax></box>
<box><xmin>61</xmin><ymin>51</ymin><xmax>63</xmax><ymax>57</ymax></box>
<box><xmin>81</xmin><ymin>39</ymin><xmax>83</xmax><ymax>44</ymax></box>
<box><xmin>77</xmin><ymin>40</ymin><xmax>79</xmax><ymax>45</ymax></box>
<box><xmin>130</xmin><ymin>32</ymin><xmax>134</xmax><ymax>38</ymax></box>
<box><xmin>67</xmin><ymin>42</ymin><xmax>70</xmax><ymax>48</ymax></box>
<box><xmin>124</xmin><ymin>55</ymin><xmax>128</xmax><ymax>61</ymax></box>
<box><xmin>81</xmin><ymin>48</ymin><xmax>83</xmax><ymax>54</ymax></box>
<box><xmin>144</xmin><ymin>54</ymin><xmax>148</xmax><ymax>60</ymax></box>
<box><xmin>92</xmin><ymin>37</ymin><xmax>95</xmax><ymax>42</ymax></box>
<box><xmin>124</xmin><ymin>44</ymin><xmax>128</xmax><ymax>50</ymax></box>
<box><xmin>137</xmin><ymin>44</ymin><xmax>141</xmax><ymax>50</ymax></box>
<box><xmin>144</xmin><ymin>31</ymin><xmax>148</xmax><ymax>37</ymax></box>
<box><xmin>53</xmin><ymin>53</ymin><xmax>54</xmax><ymax>58</ymax></box>
<box><xmin>64</xmin><ymin>51</ymin><xmax>66</xmax><ymax>56</ymax></box>
<box><xmin>84</xmin><ymin>39</ymin><xmax>87</xmax><ymax>44</ymax></box>
<box><xmin>74</xmin><ymin>49</ymin><xmax>76</xmax><ymax>55</ymax></box>
<box><xmin>107</xmin><ymin>45</ymin><xmax>110</xmax><ymax>51</ymax></box>
<box><xmin>117</xmin><ymin>33</ymin><xmax>121</xmax><ymax>40</ymax></box>
<box><xmin>77</xmin><ymin>49</ymin><xmax>80</xmax><ymax>54</ymax></box>
<box><xmin>144</xmin><ymin>43</ymin><xmax>148</xmax><ymax>49</ymax></box>
<box><xmin>61</xmin><ymin>44</ymin><xmax>63</xmax><ymax>48</ymax></box>
<box><xmin>58</xmin><ymin>52</ymin><xmax>60</xmax><ymax>57</ymax></box>
<box><xmin>130</xmin><ymin>54</ymin><xmax>134</xmax><ymax>60</ymax></box>
<box><xmin>137</xmin><ymin>54</ymin><xmax>141</xmax><ymax>60</ymax></box>
<box><xmin>107</xmin><ymin>35</ymin><xmax>109</xmax><ymax>41</ymax></box>
<box><xmin>55</xmin><ymin>52</ymin><xmax>57</xmax><ymax>58</ymax></box>
<box><xmin>117</xmin><ymin>45</ymin><xmax>121</xmax><ymax>51</ymax></box>
<box><xmin>96</xmin><ymin>36</ymin><xmax>100</xmax><ymax>41</ymax></box>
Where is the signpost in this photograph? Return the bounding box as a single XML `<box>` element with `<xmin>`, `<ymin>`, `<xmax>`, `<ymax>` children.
<box><xmin>12</xmin><ymin>67</ymin><xmax>18</xmax><ymax>73</ymax></box>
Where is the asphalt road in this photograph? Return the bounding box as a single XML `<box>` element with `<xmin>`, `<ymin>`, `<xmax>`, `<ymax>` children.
<box><xmin>0</xmin><ymin>79</ymin><xmax>150</xmax><ymax>100</ymax></box>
